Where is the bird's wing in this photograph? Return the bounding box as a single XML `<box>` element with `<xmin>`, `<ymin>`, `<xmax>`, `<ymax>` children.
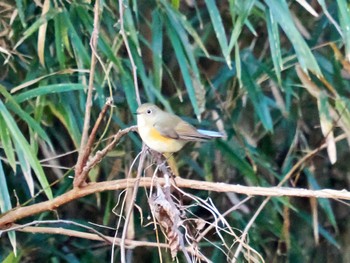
<box><xmin>153</xmin><ymin>113</ymin><xmax>212</xmax><ymax>141</ymax></box>
<box><xmin>153</xmin><ymin>122</ymin><xmax>180</xmax><ymax>139</ymax></box>
<box><xmin>173</xmin><ymin>121</ymin><xmax>211</xmax><ymax>141</ymax></box>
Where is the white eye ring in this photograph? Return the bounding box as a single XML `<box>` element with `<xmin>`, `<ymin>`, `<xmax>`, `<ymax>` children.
<box><xmin>146</xmin><ymin>109</ymin><xmax>152</xmax><ymax>114</ymax></box>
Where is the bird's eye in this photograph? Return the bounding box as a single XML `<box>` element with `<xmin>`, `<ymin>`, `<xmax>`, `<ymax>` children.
<box><xmin>146</xmin><ymin>109</ymin><xmax>152</xmax><ymax>114</ymax></box>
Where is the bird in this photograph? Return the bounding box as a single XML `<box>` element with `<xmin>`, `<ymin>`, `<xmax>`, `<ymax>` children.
<box><xmin>136</xmin><ymin>103</ymin><xmax>224</xmax><ymax>153</ymax></box>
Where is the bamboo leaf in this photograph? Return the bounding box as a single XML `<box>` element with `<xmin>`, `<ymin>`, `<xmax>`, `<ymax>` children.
<box><xmin>166</xmin><ymin>23</ymin><xmax>201</xmax><ymax>119</ymax></box>
<box><xmin>204</xmin><ymin>0</ymin><xmax>231</xmax><ymax>67</ymax></box>
<box><xmin>0</xmin><ymin>161</ymin><xmax>16</xmax><ymax>256</ymax></box>
<box><xmin>0</xmin><ymin>100</ymin><xmax>53</xmax><ymax>200</ymax></box>
<box><xmin>152</xmin><ymin>10</ymin><xmax>163</xmax><ymax>90</ymax></box>
<box><xmin>0</xmin><ymin>85</ymin><xmax>51</xmax><ymax>144</ymax></box>
<box><xmin>38</xmin><ymin>0</ymin><xmax>50</xmax><ymax>67</ymax></box>
<box><xmin>0</xmin><ymin>115</ymin><xmax>16</xmax><ymax>172</ymax></box>
<box><xmin>266</xmin><ymin>8</ymin><xmax>283</xmax><ymax>84</ymax></box>
<box><xmin>13</xmin><ymin>83</ymin><xmax>85</xmax><ymax>103</ymax></box>
<box><xmin>14</xmin><ymin>8</ymin><xmax>61</xmax><ymax>49</ymax></box>
<box><xmin>216</xmin><ymin>140</ymin><xmax>256</xmax><ymax>183</ymax></box>
<box><xmin>337</xmin><ymin>0</ymin><xmax>350</xmax><ymax>61</ymax></box>
<box><xmin>241</xmin><ymin>63</ymin><xmax>273</xmax><ymax>131</ymax></box>
<box><xmin>265</xmin><ymin>0</ymin><xmax>322</xmax><ymax>76</ymax></box>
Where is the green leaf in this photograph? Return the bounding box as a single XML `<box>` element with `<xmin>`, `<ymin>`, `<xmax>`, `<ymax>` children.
<box><xmin>13</xmin><ymin>83</ymin><xmax>85</xmax><ymax>103</ymax></box>
<box><xmin>216</xmin><ymin>140</ymin><xmax>256</xmax><ymax>182</ymax></box>
<box><xmin>305</xmin><ymin>169</ymin><xmax>337</xmax><ymax>229</ymax></box>
<box><xmin>266</xmin><ymin>7</ymin><xmax>283</xmax><ymax>84</ymax></box>
<box><xmin>14</xmin><ymin>139</ymin><xmax>34</xmax><ymax>196</ymax></box>
<box><xmin>2</xmin><ymin>251</ymin><xmax>22</xmax><ymax>263</ymax></box>
<box><xmin>121</xmin><ymin>73</ymin><xmax>139</xmax><ymax>116</ymax></box>
<box><xmin>14</xmin><ymin>8</ymin><xmax>61</xmax><ymax>49</ymax></box>
<box><xmin>166</xmin><ymin>23</ymin><xmax>201</xmax><ymax>118</ymax></box>
<box><xmin>0</xmin><ymin>160</ymin><xmax>17</xmax><ymax>256</ymax></box>
<box><xmin>241</xmin><ymin>63</ymin><xmax>273</xmax><ymax>131</ymax></box>
<box><xmin>74</xmin><ymin>6</ymin><xmax>121</xmax><ymax>67</ymax></box>
<box><xmin>338</xmin><ymin>0</ymin><xmax>350</xmax><ymax>60</ymax></box>
<box><xmin>228</xmin><ymin>0</ymin><xmax>255</xmax><ymax>53</ymax></box>
<box><xmin>204</xmin><ymin>0</ymin><xmax>231</xmax><ymax>67</ymax></box>
<box><xmin>265</xmin><ymin>0</ymin><xmax>322</xmax><ymax>76</ymax></box>
<box><xmin>124</xmin><ymin>3</ymin><xmax>142</xmax><ymax>56</ymax></box>
<box><xmin>15</xmin><ymin>0</ymin><xmax>26</xmax><ymax>27</ymax></box>
<box><xmin>54</xmin><ymin>14</ymin><xmax>68</xmax><ymax>68</ymax></box>
<box><xmin>152</xmin><ymin>10</ymin><xmax>163</xmax><ymax>90</ymax></box>
<box><xmin>0</xmin><ymin>84</ymin><xmax>51</xmax><ymax>144</ymax></box>
<box><xmin>0</xmin><ymin>115</ymin><xmax>16</xmax><ymax>172</ymax></box>
<box><xmin>61</xmin><ymin>11</ymin><xmax>90</xmax><ymax>67</ymax></box>
<box><xmin>0</xmin><ymin>100</ymin><xmax>53</xmax><ymax>199</ymax></box>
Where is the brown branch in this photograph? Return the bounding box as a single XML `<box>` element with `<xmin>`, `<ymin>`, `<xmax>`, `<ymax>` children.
<box><xmin>11</xmin><ymin>224</ymin><xmax>211</xmax><ymax>261</ymax></box>
<box><xmin>75</xmin><ymin>0</ymin><xmax>101</xmax><ymax>184</ymax></box>
<box><xmin>15</xmin><ymin>225</ymin><xmax>169</xmax><ymax>249</ymax></box>
<box><xmin>79</xmin><ymin>125</ymin><xmax>138</xmax><ymax>183</ymax></box>
<box><xmin>1</xmin><ymin>177</ymin><xmax>349</xmax><ymax>228</ymax></box>
<box><xmin>120</xmin><ymin>146</ymin><xmax>147</xmax><ymax>261</ymax></box>
<box><xmin>74</xmin><ymin>99</ymin><xmax>113</xmax><ymax>187</ymax></box>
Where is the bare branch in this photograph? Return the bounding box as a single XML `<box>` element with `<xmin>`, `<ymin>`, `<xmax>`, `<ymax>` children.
<box><xmin>75</xmin><ymin>0</ymin><xmax>102</xmax><ymax>185</ymax></box>
<box><xmin>118</xmin><ymin>0</ymin><xmax>141</xmax><ymax>106</ymax></box>
<box><xmin>1</xmin><ymin>177</ymin><xmax>349</xmax><ymax>228</ymax></box>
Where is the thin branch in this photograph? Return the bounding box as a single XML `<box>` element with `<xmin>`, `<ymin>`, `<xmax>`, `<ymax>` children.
<box><xmin>8</xmin><ymin>224</ymin><xmax>169</xmax><ymax>249</ymax></box>
<box><xmin>75</xmin><ymin>0</ymin><xmax>101</xmax><ymax>184</ymax></box>
<box><xmin>74</xmin><ymin>99</ymin><xmax>113</xmax><ymax>187</ymax></box>
<box><xmin>79</xmin><ymin>125</ymin><xmax>138</xmax><ymax>182</ymax></box>
<box><xmin>6</xmin><ymin>223</ymin><xmax>211</xmax><ymax>261</ymax></box>
<box><xmin>118</xmin><ymin>0</ymin><xmax>141</xmax><ymax>106</ymax></box>
<box><xmin>1</xmin><ymin>177</ymin><xmax>349</xmax><ymax>228</ymax></box>
<box><xmin>120</xmin><ymin>145</ymin><xmax>147</xmax><ymax>262</ymax></box>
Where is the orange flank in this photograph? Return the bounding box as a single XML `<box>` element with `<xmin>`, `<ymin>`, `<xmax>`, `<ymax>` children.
<box><xmin>149</xmin><ymin>127</ymin><xmax>174</xmax><ymax>143</ymax></box>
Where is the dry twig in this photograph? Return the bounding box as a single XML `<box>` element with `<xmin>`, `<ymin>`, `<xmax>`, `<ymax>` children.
<box><xmin>74</xmin><ymin>0</ymin><xmax>102</xmax><ymax>187</ymax></box>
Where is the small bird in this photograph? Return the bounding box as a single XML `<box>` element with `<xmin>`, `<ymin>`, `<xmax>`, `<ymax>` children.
<box><xmin>136</xmin><ymin>103</ymin><xmax>224</xmax><ymax>153</ymax></box>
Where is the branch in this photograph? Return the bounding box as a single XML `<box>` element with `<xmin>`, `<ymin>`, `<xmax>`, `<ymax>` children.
<box><xmin>74</xmin><ymin>0</ymin><xmax>101</xmax><ymax>185</ymax></box>
<box><xmin>120</xmin><ymin>145</ymin><xmax>147</xmax><ymax>262</ymax></box>
<box><xmin>118</xmin><ymin>0</ymin><xmax>141</xmax><ymax>106</ymax></box>
<box><xmin>9</xmin><ymin>224</ymin><xmax>169</xmax><ymax>249</ymax></box>
<box><xmin>1</xmin><ymin>177</ymin><xmax>349</xmax><ymax>228</ymax></box>
<box><xmin>74</xmin><ymin>99</ymin><xmax>114</xmax><ymax>187</ymax></box>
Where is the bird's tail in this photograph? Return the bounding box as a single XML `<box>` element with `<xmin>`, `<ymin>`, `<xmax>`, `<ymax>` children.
<box><xmin>197</xmin><ymin>129</ymin><xmax>226</xmax><ymax>139</ymax></box>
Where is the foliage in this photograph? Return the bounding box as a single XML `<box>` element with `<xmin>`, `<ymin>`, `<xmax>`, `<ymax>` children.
<box><xmin>1</xmin><ymin>0</ymin><xmax>350</xmax><ymax>262</ymax></box>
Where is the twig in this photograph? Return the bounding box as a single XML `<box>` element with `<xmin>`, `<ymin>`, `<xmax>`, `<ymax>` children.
<box><xmin>120</xmin><ymin>145</ymin><xmax>147</xmax><ymax>263</ymax></box>
<box><xmin>75</xmin><ymin>0</ymin><xmax>101</xmax><ymax>185</ymax></box>
<box><xmin>118</xmin><ymin>0</ymin><xmax>141</xmax><ymax>106</ymax></box>
<box><xmin>4</xmin><ymin>223</ymin><xmax>169</xmax><ymax>249</ymax></box>
<box><xmin>79</xmin><ymin>125</ymin><xmax>138</xmax><ymax>182</ymax></box>
<box><xmin>74</xmin><ymin>99</ymin><xmax>114</xmax><ymax>187</ymax></box>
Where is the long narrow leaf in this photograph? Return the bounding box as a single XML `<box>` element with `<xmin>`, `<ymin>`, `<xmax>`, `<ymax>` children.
<box><xmin>13</xmin><ymin>83</ymin><xmax>85</xmax><ymax>103</ymax></box>
<box><xmin>337</xmin><ymin>0</ymin><xmax>350</xmax><ymax>61</ymax></box>
<box><xmin>0</xmin><ymin>115</ymin><xmax>16</xmax><ymax>172</ymax></box>
<box><xmin>0</xmin><ymin>100</ymin><xmax>53</xmax><ymax>199</ymax></box>
<box><xmin>241</xmin><ymin>63</ymin><xmax>273</xmax><ymax>131</ymax></box>
<box><xmin>0</xmin><ymin>160</ymin><xmax>17</xmax><ymax>255</ymax></box>
<box><xmin>152</xmin><ymin>10</ymin><xmax>163</xmax><ymax>90</ymax></box>
<box><xmin>266</xmin><ymin>8</ymin><xmax>283</xmax><ymax>84</ymax></box>
<box><xmin>166</xmin><ymin>23</ymin><xmax>201</xmax><ymax>118</ymax></box>
<box><xmin>204</xmin><ymin>0</ymin><xmax>231</xmax><ymax>67</ymax></box>
<box><xmin>216</xmin><ymin>140</ymin><xmax>256</xmax><ymax>183</ymax></box>
<box><xmin>0</xmin><ymin>85</ymin><xmax>51</xmax><ymax>144</ymax></box>
<box><xmin>265</xmin><ymin>0</ymin><xmax>322</xmax><ymax>76</ymax></box>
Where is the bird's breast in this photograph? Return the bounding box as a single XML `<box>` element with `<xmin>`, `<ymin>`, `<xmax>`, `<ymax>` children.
<box><xmin>137</xmin><ymin>117</ymin><xmax>185</xmax><ymax>153</ymax></box>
